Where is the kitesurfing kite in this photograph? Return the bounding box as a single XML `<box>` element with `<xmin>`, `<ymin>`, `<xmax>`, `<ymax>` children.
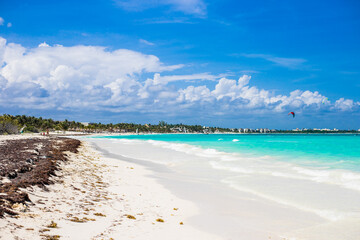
<box><xmin>288</xmin><ymin>112</ymin><xmax>295</xmax><ymax>118</ymax></box>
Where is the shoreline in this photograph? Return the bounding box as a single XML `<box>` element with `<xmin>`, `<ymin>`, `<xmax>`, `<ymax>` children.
<box><xmin>84</xmin><ymin>135</ymin><xmax>360</xmax><ymax>240</ymax></box>
<box><xmin>87</xmin><ymin>132</ymin><xmax>360</xmax><ymax>136</ymax></box>
<box><xmin>1</xmin><ymin>134</ymin><xmax>360</xmax><ymax>239</ymax></box>
<box><xmin>0</xmin><ymin>135</ymin><xmax>222</xmax><ymax>240</ymax></box>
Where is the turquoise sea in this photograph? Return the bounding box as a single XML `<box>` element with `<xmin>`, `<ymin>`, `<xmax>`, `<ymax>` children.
<box><xmin>99</xmin><ymin>134</ymin><xmax>360</xmax><ymax>172</ymax></box>
<box><xmin>87</xmin><ymin>133</ymin><xmax>360</xmax><ymax>235</ymax></box>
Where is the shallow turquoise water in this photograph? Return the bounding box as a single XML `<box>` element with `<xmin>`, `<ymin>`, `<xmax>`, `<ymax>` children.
<box><xmin>97</xmin><ymin>134</ymin><xmax>360</xmax><ymax>172</ymax></box>
<box><xmin>89</xmin><ymin>133</ymin><xmax>360</xmax><ymax>227</ymax></box>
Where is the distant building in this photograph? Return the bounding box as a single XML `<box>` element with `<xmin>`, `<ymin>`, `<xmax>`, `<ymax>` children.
<box><xmin>203</xmin><ymin>127</ymin><xmax>213</xmax><ymax>134</ymax></box>
<box><xmin>170</xmin><ymin>127</ymin><xmax>182</xmax><ymax>133</ymax></box>
<box><xmin>238</xmin><ymin>128</ymin><xmax>244</xmax><ymax>133</ymax></box>
<box><xmin>81</xmin><ymin>122</ymin><xmax>89</xmax><ymax>127</ymax></box>
<box><xmin>259</xmin><ymin>128</ymin><xmax>269</xmax><ymax>133</ymax></box>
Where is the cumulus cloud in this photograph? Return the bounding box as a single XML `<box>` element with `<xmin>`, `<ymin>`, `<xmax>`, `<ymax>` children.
<box><xmin>176</xmin><ymin>75</ymin><xmax>359</xmax><ymax>113</ymax></box>
<box><xmin>0</xmin><ymin>37</ymin><xmax>182</xmax><ymax>111</ymax></box>
<box><xmin>334</xmin><ymin>98</ymin><xmax>359</xmax><ymax>111</ymax></box>
<box><xmin>178</xmin><ymin>85</ymin><xmax>211</xmax><ymax>102</ymax></box>
<box><xmin>0</xmin><ymin>37</ymin><xmax>358</xmax><ymax>117</ymax></box>
<box><xmin>115</xmin><ymin>0</ymin><xmax>207</xmax><ymax>16</ymax></box>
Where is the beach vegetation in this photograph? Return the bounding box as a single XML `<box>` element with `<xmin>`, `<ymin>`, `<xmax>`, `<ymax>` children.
<box><xmin>0</xmin><ymin>114</ymin><xmax>19</xmax><ymax>134</ymax></box>
<box><xmin>0</xmin><ymin>137</ymin><xmax>81</xmax><ymax>217</ymax></box>
<box><xmin>46</xmin><ymin>221</ymin><xmax>58</xmax><ymax>228</ymax></box>
<box><xmin>2</xmin><ymin>114</ymin><xmax>358</xmax><ymax>134</ymax></box>
<box><xmin>94</xmin><ymin>212</ymin><xmax>106</xmax><ymax>217</ymax></box>
<box><xmin>0</xmin><ymin>114</ymin><xmax>228</xmax><ymax>134</ymax></box>
<box><xmin>42</xmin><ymin>235</ymin><xmax>60</xmax><ymax>240</ymax></box>
<box><xmin>126</xmin><ymin>214</ymin><xmax>136</xmax><ymax>219</ymax></box>
<box><xmin>156</xmin><ymin>218</ymin><xmax>164</xmax><ymax>222</ymax></box>
<box><xmin>69</xmin><ymin>216</ymin><xmax>95</xmax><ymax>222</ymax></box>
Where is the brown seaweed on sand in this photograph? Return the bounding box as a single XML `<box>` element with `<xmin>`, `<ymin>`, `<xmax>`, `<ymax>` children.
<box><xmin>0</xmin><ymin>137</ymin><xmax>81</xmax><ymax>217</ymax></box>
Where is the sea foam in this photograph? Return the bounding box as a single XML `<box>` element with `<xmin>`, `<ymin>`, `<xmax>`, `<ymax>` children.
<box><xmin>113</xmin><ymin>138</ymin><xmax>360</xmax><ymax>193</ymax></box>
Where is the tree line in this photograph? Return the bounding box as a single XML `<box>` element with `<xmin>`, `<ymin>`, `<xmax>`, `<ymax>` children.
<box><xmin>0</xmin><ymin>114</ymin><xmax>232</xmax><ymax>134</ymax></box>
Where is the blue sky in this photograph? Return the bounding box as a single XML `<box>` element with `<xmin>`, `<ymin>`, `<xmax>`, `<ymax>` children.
<box><xmin>0</xmin><ymin>0</ymin><xmax>359</xmax><ymax>129</ymax></box>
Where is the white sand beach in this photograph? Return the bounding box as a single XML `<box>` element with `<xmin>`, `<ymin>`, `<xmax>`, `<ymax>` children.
<box><xmin>2</xmin><ymin>134</ymin><xmax>360</xmax><ymax>240</ymax></box>
<box><xmin>0</xmin><ymin>136</ymin><xmax>222</xmax><ymax>240</ymax></box>
<box><xmin>83</xmin><ymin>137</ymin><xmax>360</xmax><ymax>240</ymax></box>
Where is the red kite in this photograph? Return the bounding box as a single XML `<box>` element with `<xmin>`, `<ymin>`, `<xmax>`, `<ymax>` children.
<box><xmin>288</xmin><ymin>112</ymin><xmax>295</xmax><ymax>118</ymax></box>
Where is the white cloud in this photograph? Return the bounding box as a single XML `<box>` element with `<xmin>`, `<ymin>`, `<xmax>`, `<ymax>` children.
<box><xmin>38</xmin><ymin>42</ymin><xmax>50</xmax><ymax>47</ymax></box>
<box><xmin>0</xmin><ymin>37</ymin><xmax>358</xmax><ymax>116</ymax></box>
<box><xmin>334</xmin><ymin>98</ymin><xmax>359</xmax><ymax>111</ymax></box>
<box><xmin>178</xmin><ymin>85</ymin><xmax>211</xmax><ymax>102</ymax></box>
<box><xmin>139</xmin><ymin>39</ymin><xmax>155</xmax><ymax>46</ymax></box>
<box><xmin>167</xmin><ymin>0</ymin><xmax>206</xmax><ymax>16</ymax></box>
<box><xmin>242</xmin><ymin>53</ymin><xmax>307</xmax><ymax>69</ymax></box>
<box><xmin>176</xmin><ymin>75</ymin><xmax>359</xmax><ymax>113</ymax></box>
<box><xmin>0</xmin><ymin>18</ymin><xmax>10</xmax><ymax>28</ymax></box>
<box><xmin>0</xmin><ymin>37</ymin><xmax>182</xmax><ymax>110</ymax></box>
<box><xmin>151</xmin><ymin>72</ymin><xmax>224</xmax><ymax>85</ymax></box>
<box><xmin>138</xmin><ymin>17</ymin><xmax>194</xmax><ymax>24</ymax></box>
<box><xmin>115</xmin><ymin>0</ymin><xmax>207</xmax><ymax>16</ymax></box>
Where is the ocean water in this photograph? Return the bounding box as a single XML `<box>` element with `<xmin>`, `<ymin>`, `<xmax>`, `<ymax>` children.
<box><xmin>98</xmin><ymin>133</ymin><xmax>360</xmax><ymax>172</ymax></box>
<box><xmin>89</xmin><ymin>133</ymin><xmax>360</xmax><ymax>234</ymax></box>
